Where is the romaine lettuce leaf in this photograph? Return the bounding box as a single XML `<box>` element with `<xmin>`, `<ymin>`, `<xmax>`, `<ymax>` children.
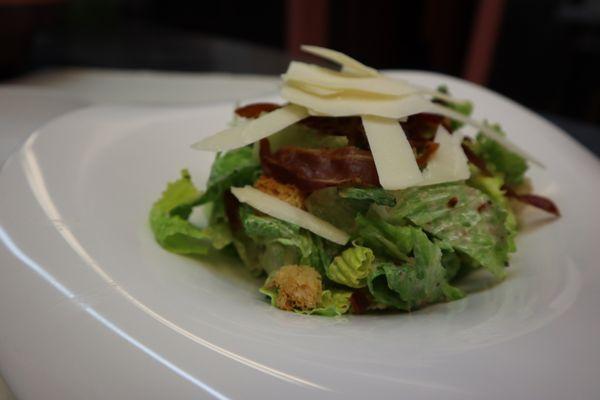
<box><xmin>437</xmin><ymin>85</ymin><xmax>473</xmax><ymax>130</ymax></box>
<box><xmin>366</xmin><ymin>228</ymin><xmax>464</xmax><ymax>311</ymax></box>
<box><xmin>305</xmin><ymin>187</ymin><xmax>370</xmax><ymax>233</ymax></box>
<box><xmin>240</xmin><ymin>209</ymin><xmax>338</xmax><ymax>275</ymax></box>
<box><xmin>305</xmin><ymin>187</ymin><xmax>397</xmax><ymax>235</ymax></box>
<box><xmin>338</xmin><ymin>187</ymin><xmax>397</xmax><ymax>207</ymax></box>
<box><xmin>326</xmin><ymin>245</ymin><xmax>374</xmax><ymax>288</ymax></box>
<box><xmin>468</xmin><ymin>172</ymin><xmax>518</xmax><ymax>252</ymax></box>
<box><xmin>194</xmin><ymin>146</ymin><xmax>261</xmax><ymax>208</ymax></box>
<box><xmin>474</xmin><ymin>124</ymin><xmax>527</xmax><ymax>186</ymax></box>
<box><xmin>150</xmin><ymin>170</ymin><xmax>232</xmax><ymax>255</ymax></box>
<box><xmin>388</xmin><ymin>182</ymin><xmax>511</xmax><ymax>278</ymax></box>
<box><xmin>152</xmin><ymin>169</ymin><xmax>198</xmax><ymax>219</ymax></box>
<box><xmin>267</xmin><ymin>122</ymin><xmax>348</xmax><ymax>151</ymax></box>
<box><xmin>231</xmin><ymin>235</ymin><xmax>263</xmax><ymax>276</ymax></box>
<box><xmin>441</xmin><ymin>249</ymin><xmax>462</xmax><ymax>281</ymax></box>
<box><xmin>312</xmin><ymin>290</ymin><xmax>353</xmax><ymax>316</ymax></box>
<box><xmin>355</xmin><ymin>212</ymin><xmax>414</xmax><ymax>262</ymax></box>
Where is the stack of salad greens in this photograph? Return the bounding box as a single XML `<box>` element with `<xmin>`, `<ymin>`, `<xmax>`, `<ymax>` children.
<box><xmin>149</xmin><ymin>47</ymin><xmax>558</xmax><ymax>316</ymax></box>
<box><xmin>149</xmin><ymin>103</ymin><xmax>555</xmax><ymax>316</ymax></box>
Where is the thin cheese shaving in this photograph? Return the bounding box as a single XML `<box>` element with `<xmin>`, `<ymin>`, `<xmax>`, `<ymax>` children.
<box><xmin>241</xmin><ymin>104</ymin><xmax>308</xmax><ymax>143</ymax></box>
<box><xmin>191</xmin><ymin>124</ymin><xmax>246</xmax><ymax>151</ymax></box>
<box><xmin>288</xmin><ymin>81</ymin><xmax>341</xmax><ymax>97</ymax></box>
<box><xmin>193</xmin><ymin>45</ymin><xmax>541</xmax><ymax>176</ymax></box>
<box><xmin>300</xmin><ymin>45</ymin><xmax>378</xmax><ymax>77</ymax></box>
<box><xmin>281</xmin><ymin>85</ymin><xmax>432</xmax><ymax>118</ymax></box>
<box><xmin>231</xmin><ymin>186</ymin><xmax>350</xmax><ymax>245</ymax></box>
<box><xmin>361</xmin><ymin>116</ymin><xmax>424</xmax><ymax>189</ymax></box>
<box><xmin>283</xmin><ymin>61</ymin><xmax>417</xmax><ymax>97</ymax></box>
<box><xmin>192</xmin><ymin>104</ymin><xmax>308</xmax><ymax>151</ymax></box>
<box><xmin>418</xmin><ymin>126</ymin><xmax>470</xmax><ymax>186</ymax></box>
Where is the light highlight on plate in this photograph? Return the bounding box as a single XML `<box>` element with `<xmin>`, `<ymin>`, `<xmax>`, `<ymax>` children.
<box><xmin>0</xmin><ymin>225</ymin><xmax>230</xmax><ymax>399</ymax></box>
<box><xmin>12</xmin><ymin>133</ymin><xmax>330</xmax><ymax>393</ymax></box>
<box><xmin>0</xmin><ymin>226</ymin><xmax>75</xmax><ymax>300</ymax></box>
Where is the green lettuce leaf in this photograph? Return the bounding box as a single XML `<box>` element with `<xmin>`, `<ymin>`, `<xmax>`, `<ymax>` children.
<box><xmin>338</xmin><ymin>187</ymin><xmax>397</xmax><ymax>207</ymax></box>
<box><xmin>259</xmin><ymin>242</ymin><xmax>301</xmax><ymax>275</ymax></box>
<box><xmin>326</xmin><ymin>245</ymin><xmax>375</xmax><ymax>288</ymax></box>
<box><xmin>240</xmin><ymin>209</ymin><xmax>338</xmax><ymax>275</ymax></box>
<box><xmin>388</xmin><ymin>182</ymin><xmax>511</xmax><ymax>278</ymax></box>
<box><xmin>231</xmin><ymin>235</ymin><xmax>264</xmax><ymax>276</ymax></box>
<box><xmin>312</xmin><ymin>290</ymin><xmax>353</xmax><ymax>316</ymax></box>
<box><xmin>152</xmin><ymin>169</ymin><xmax>198</xmax><ymax>219</ymax></box>
<box><xmin>366</xmin><ymin>228</ymin><xmax>464</xmax><ymax>311</ymax></box>
<box><xmin>354</xmin><ymin>212</ymin><xmax>415</xmax><ymax>262</ymax></box>
<box><xmin>192</xmin><ymin>147</ymin><xmax>261</xmax><ymax>210</ymax></box>
<box><xmin>150</xmin><ymin>170</ymin><xmax>232</xmax><ymax>255</ymax></box>
<box><xmin>260</xmin><ymin>287</ymin><xmax>352</xmax><ymax>316</ymax></box>
<box><xmin>467</xmin><ymin>172</ymin><xmax>518</xmax><ymax>252</ymax></box>
<box><xmin>437</xmin><ymin>84</ymin><xmax>473</xmax><ymax>130</ymax></box>
<box><xmin>441</xmin><ymin>249</ymin><xmax>462</xmax><ymax>281</ymax></box>
<box><xmin>305</xmin><ymin>187</ymin><xmax>370</xmax><ymax>233</ymax></box>
<box><xmin>474</xmin><ymin>124</ymin><xmax>528</xmax><ymax>186</ymax></box>
<box><xmin>305</xmin><ymin>187</ymin><xmax>397</xmax><ymax>235</ymax></box>
<box><xmin>267</xmin><ymin>122</ymin><xmax>348</xmax><ymax>151</ymax></box>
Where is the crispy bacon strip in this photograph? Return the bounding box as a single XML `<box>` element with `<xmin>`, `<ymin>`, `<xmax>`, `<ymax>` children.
<box><xmin>401</xmin><ymin>113</ymin><xmax>452</xmax><ymax>140</ymax></box>
<box><xmin>301</xmin><ymin>114</ymin><xmax>452</xmax><ymax>150</ymax></box>
<box><xmin>259</xmin><ymin>139</ymin><xmax>380</xmax><ymax>192</ymax></box>
<box><xmin>235</xmin><ymin>110</ymin><xmax>450</xmax><ymax>174</ymax></box>
<box><xmin>302</xmin><ymin>114</ymin><xmax>448</xmax><ymax>169</ymax></box>
<box><xmin>503</xmin><ymin>186</ymin><xmax>560</xmax><ymax>216</ymax></box>
<box><xmin>234</xmin><ymin>102</ymin><xmax>282</xmax><ymax>119</ymax></box>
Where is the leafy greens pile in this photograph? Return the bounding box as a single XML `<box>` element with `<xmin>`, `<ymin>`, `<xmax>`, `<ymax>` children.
<box><xmin>150</xmin><ymin>91</ymin><xmax>557</xmax><ymax>316</ymax></box>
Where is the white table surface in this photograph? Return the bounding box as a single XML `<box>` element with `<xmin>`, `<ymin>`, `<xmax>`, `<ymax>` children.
<box><xmin>0</xmin><ymin>68</ymin><xmax>279</xmax><ymax>400</ymax></box>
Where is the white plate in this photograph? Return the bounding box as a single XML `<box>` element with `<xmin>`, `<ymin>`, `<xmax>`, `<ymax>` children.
<box><xmin>0</xmin><ymin>86</ymin><xmax>87</xmax><ymax>166</ymax></box>
<box><xmin>1</xmin><ymin>72</ymin><xmax>599</xmax><ymax>400</ymax></box>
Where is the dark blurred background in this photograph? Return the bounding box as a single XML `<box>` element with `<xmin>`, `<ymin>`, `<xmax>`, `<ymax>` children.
<box><xmin>1</xmin><ymin>0</ymin><xmax>599</xmax><ymax>145</ymax></box>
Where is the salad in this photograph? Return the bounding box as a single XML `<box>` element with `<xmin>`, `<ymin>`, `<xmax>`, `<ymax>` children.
<box><xmin>150</xmin><ymin>46</ymin><xmax>559</xmax><ymax>316</ymax></box>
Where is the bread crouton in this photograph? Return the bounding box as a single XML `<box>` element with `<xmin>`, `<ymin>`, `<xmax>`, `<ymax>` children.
<box><xmin>266</xmin><ymin>265</ymin><xmax>323</xmax><ymax>311</ymax></box>
<box><xmin>253</xmin><ymin>175</ymin><xmax>305</xmax><ymax>209</ymax></box>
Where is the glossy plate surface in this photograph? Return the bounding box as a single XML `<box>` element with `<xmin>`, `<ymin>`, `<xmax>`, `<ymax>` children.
<box><xmin>1</xmin><ymin>72</ymin><xmax>599</xmax><ymax>400</ymax></box>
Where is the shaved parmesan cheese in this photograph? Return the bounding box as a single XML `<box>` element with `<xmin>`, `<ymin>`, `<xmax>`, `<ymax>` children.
<box><xmin>418</xmin><ymin>126</ymin><xmax>470</xmax><ymax>186</ymax></box>
<box><xmin>192</xmin><ymin>104</ymin><xmax>308</xmax><ymax>151</ymax></box>
<box><xmin>240</xmin><ymin>104</ymin><xmax>308</xmax><ymax>143</ymax></box>
<box><xmin>289</xmin><ymin>81</ymin><xmax>341</xmax><ymax>97</ymax></box>
<box><xmin>231</xmin><ymin>186</ymin><xmax>350</xmax><ymax>245</ymax></box>
<box><xmin>191</xmin><ymin>124</ymin><xmax>246</xmax><ymax>151</ymax></box>
<box><xmin>429</xmin><ymin>104</ymin><xmax>544</xmax><ymax>167</ymax></box>
<box><xmin>283</xmin><ymin>61</ymin><xmax>417</xmax><ymax>97</ymax></box>
<box><xmin>282</xmin><ymin>85</ymin><xmax>432</xmax><ymax>118</ymax></box>
<box><xmin>301</xmin><ymin>45</ymin><xmax>378</xmax><ymax>77</ymax></box>
<box><xmin>361</xmin><ymin>116</ymin><xmax>423</xmax><ymax>189</ymax></box>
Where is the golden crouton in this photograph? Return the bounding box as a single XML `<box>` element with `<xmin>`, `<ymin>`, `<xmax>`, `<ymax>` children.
<box><xmin>254</xmin><ymin>175</ymin><xmax>305</xmax><ymax>209</ymax></box>
<box><xmin>266</xmin><ymin>265</ymin><xmax>323</xmax><ymax>311</ymax></box>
